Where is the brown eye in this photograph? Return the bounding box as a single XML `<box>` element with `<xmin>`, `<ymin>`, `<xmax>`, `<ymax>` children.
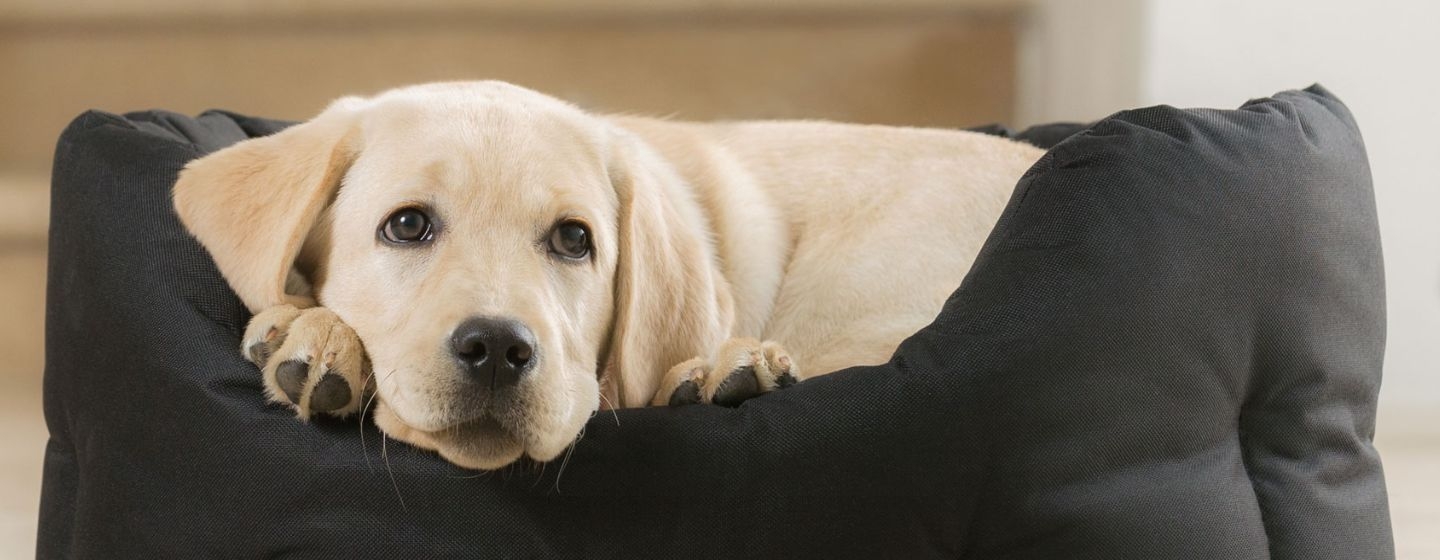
<box><xmin>381</xmin><ymin>207</ymin><xmax>433</xmax><ymax>244</ymax></box>
<box><xmin>549</xmin><ymin>220</ymin><xmax>591</xmax><ymax>260</ymax></box>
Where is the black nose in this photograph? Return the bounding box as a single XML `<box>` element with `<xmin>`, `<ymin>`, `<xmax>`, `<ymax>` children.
<box><xmin>450</xmin><ymin>316</ymin><xmax>537</xmax><ymax>388</ymax></box>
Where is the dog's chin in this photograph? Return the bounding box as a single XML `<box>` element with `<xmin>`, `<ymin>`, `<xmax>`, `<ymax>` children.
<box><xmin>430</xmin><ymin>418</ymin><xmax>528</xmax><ymax>470</ymax></box>
<box><xmin>372</xmin><ymin>402</ymin><xmax>575</xmax><ymax>470</ymax></box>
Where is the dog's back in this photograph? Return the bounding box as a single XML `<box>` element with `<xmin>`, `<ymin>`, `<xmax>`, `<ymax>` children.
<box><xmin>616</xmin><ymin>117</ymin><xmax>1044</xmax><ymax>374</ymax></box>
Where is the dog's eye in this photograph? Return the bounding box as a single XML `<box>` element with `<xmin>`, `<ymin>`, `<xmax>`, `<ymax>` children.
<box><xmin>549</xmin><ymin>220</ymin><xmax>591</xmax><ymax>260</ymax></box>
<box><xmin>381</xmin><ymin>207</ymin><xmax>434</xmax><ymax>244</ymax></box>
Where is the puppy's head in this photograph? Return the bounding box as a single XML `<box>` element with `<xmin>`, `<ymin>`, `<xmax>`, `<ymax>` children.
<box><xmin>174</xmin><ymin>82</ymin><xmax>727</xmax><ymax>469</ymax></box>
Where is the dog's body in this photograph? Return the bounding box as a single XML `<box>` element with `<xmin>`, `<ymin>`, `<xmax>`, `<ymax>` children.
<box><xmin>174</xmin><ymin>81</ymin><xmax>1043</xmax><ymax>469</ymax></box>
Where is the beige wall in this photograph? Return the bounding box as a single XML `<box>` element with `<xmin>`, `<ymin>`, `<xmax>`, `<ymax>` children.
<box><xmin>0</xmin><ymin>3</ymin><xmax>1023</xmax><ymax>174</ymax></box>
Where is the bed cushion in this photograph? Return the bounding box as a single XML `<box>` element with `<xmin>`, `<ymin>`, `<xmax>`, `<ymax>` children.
<box><xmin>39</xmin><ymin>85</ymin><xmax>1391</xmax><ymax>558</ymax></box>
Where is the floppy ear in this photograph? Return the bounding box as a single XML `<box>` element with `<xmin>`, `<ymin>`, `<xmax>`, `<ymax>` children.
<box><xmin>602</xmin><ymin>132</ymin><xmax>734</xmax><ymax>408</ymax></box>
<box><xmin>172</xmin><ymin>100</ymin><xmax>362</xmax><ymax>313</ymax></box>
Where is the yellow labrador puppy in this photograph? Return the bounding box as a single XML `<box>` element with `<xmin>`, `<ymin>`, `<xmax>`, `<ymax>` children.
<box><xmin>173</xmin><ymin>81</ymin><xmax>1043</xmax><ymax>469</ymax></box>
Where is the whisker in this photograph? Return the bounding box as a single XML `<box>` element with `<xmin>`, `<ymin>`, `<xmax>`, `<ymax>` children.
<box><xmin>553</xmin><ymin>426</ymin><xmax>583</xmax><ymax>495</ymax></box>
<box><xmin>531</xmin><ymin>458</ymin><xmax>548</xmax><ymax>489</ymax></box>
<box><xmin>597</xmin><ymin>391</ymin><xmax>621</xmax><ymax>427</ymax></box>
<box><xmin>377</xmin><ymin>367</ymin><xmax>411</xmax><ymax>409</ymax></box>
<box><xmin>356</xmin><ymin>367</ymin><xmax>386</xmax><ymax>474</ymax></box>
<box><xmin>361</xmin><ymin>371</ymin><xmax>386</xmax><ymax>419</ymax></box>
<box><xmin>381</xmin><ymin>432</ymin><xmax>408</xmax><ymax>512</ymax></box>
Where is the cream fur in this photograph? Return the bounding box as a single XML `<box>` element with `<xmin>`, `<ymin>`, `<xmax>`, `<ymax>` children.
<box><xmin>172</xmin><ymin>81</ymin><xmax>1044</xmax><ymax>469</ymax></box>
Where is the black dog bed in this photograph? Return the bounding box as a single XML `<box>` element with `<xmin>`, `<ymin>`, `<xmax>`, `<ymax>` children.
<box><xmin>39</xmin><ymin>85</ymin><xmax>1392</xmax><ymax>558</ymax></box>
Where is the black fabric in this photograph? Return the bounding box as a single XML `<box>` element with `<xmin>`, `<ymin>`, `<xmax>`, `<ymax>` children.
<box><xmin>40</xmin><ymin>86</ymin><xmax>1392</xmax><ymax>558</ymax></box>
<box><xmin>967</xmin><ymin>121</ymin><xmax>1089</xmax><ymax>149</ymax></box>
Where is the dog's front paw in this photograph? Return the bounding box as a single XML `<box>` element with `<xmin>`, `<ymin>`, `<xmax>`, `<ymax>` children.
<box><xmin>242</xmin><ymin>305</ymin><xmax>371</xmax><ymax>419</ymax></box>
<box><xmin>654</xmin><ymin>338</ymin><xmax>799</xmax><ymax>407</ymax></box>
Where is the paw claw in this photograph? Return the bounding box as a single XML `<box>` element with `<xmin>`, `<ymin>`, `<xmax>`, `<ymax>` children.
<box><xmin>247</xmin><ymin>342</ymin><xmax>271</xmax><ymax>365</ymax></box>
<box><xmin>242</xmin><ymin>304</ymin><xmax>302</xmax><ymax>367</ymax></box>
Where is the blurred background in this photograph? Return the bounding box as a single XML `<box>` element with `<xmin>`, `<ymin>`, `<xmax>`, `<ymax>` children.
<box><xmin>1</xmin><ymin>0</ymin><xmax>1434</xmax><ymax>556</ymax></box>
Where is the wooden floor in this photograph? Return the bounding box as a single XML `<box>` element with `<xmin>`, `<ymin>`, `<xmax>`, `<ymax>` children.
<box><xmin>1388</xmin><ymin>444</ymin><xmax>1440</xmax><ymax>558</ymax></box>
<box><xmin>0</xmin><ymin>248</ymin><xmax>1435</xmax><ymax>557</ymax></box>
<box><xmin>1</xmin><ymin>248</ymin><xmax>49</xmax><ymax>559</ymax></box>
